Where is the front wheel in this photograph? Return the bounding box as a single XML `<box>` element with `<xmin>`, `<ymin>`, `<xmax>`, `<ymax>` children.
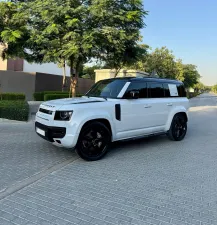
<box><xmin>76</xmin><ymin>122</ymin><xmax>111</xmax><ymax>161</ymax></box>
<box><xmin>167</xmin><ymin>114</ymin><xmax>187</xmax><ymax>141</ymax></box>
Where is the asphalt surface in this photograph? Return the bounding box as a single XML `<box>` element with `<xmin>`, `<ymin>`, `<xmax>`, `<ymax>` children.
<box><xmin>0</xmin><ymin>93</ymin><xmax>217</xmax><ymax>225</ymax></box>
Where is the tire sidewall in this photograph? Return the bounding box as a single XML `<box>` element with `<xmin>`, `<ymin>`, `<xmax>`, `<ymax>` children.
<box><xmin>76</xmin><ymin>122</ymin><xmax>111</xmax><ymax>161</ymax></box>
<box><xmin>169</xmin><ymin>114</ymin><xmax>187</xmax><ymax>141</ymax></box>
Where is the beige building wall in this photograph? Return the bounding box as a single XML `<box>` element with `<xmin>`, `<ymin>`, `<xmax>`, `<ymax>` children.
<box><xmin>0</xmin><ymin>58</ymin><xmax>7</xmax><ymax>70</ymax></box>
<box><xmin>94</xmin><ymin>69</ymin><xmax>149</xmax><ymax>83</ymax></box>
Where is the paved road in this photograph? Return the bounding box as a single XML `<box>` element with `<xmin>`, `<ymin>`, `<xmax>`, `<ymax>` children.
<box><xmin>0</xmin><ymin>122</ymin><xmax>77</xmax><ymax>191</ymax></box>
<box><xmin>1</xmin><ymin>93</ymin><xmax>217</xmax><ymax>225</ymax></box>
<box><xmin>190</xmin><ymin>92</ymin><xmax>217</xmax><ymax>107</ymax></box>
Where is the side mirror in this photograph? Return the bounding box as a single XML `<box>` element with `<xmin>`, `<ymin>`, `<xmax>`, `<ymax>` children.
<box><xmin>130</xmin><ymin>91</ymin><xmax>139</xmax><ymax>99</ymax></box>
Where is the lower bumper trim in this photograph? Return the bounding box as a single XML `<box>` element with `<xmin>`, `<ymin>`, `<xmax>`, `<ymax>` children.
<box><xmin>35</xmin><ymin>122</ymin><xmax>66</xmax><ymax>142</ymax></box>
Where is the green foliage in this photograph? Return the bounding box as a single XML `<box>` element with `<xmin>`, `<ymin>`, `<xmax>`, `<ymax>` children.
<box><xmin>187</xmin><ymin>92</ymin><xmax>199</xmax><ymax>99</ymax></box>
<box><xmin>3</xmin><ymin>0</ymin><xmax>146</xmax><ymax>81</ymax></box>
<box><xmin>212</xmin><ymin>84</ymin><xmax>217</xmax><ymax>93</ymax></box>
<box><xmin>33</xmin><ymin>91</ymin><xmax>82</xmax><ymax>101</ymax></box>
<box><xmin>0</xmin><ymin>93</ymin><xmax>25</xmax><ymax>100</ymax></box>
<box><xmin>0</xmin><ymin>1</ymin><xmax>29</xmax><ymax>60</ymax></box>
<box><xmin>90</xmin><ymin>0</ymin><xmax>147</xmax><ymax>71</ymax></box>
<box><xmin>44</xmin><ymin>94</ymin><xmax>69</xmax><ymax>101</ymax></box>
<box><xmin>193</xmin><ymin>82</ymin><xmax>209</xmax><ymax>93</ymax></box>
<box><xmin>127</xmin><ymin>46</ymin><xmax>201</xmax><ymax>88</ymax></box>
<box><xmin>44</xmin><ymin>93</ymin><xmax>82</xmax><ymax>101</ymax></box>
<box><xmin>33</xmin><ymin>91</ymin><xmax>68</xmax><ymax>101</ymax></box>
<box><xmin>81</xmin><ymin>65</ymin><xmax>102</xmax><ymax>80</ymax></box>
<box><xmin>43</xmin><ymin>91</ymin><xmax>69</xmax><ymax>96</ymax></box>
<box><xmin>182</xmin><ymin>64</ymin><xmax>200</xmax><ymax>88</ymax></box>
<box><xmin>144</xmin><ymin>47</ymin><xmax>178</xmax><ymax>79</ymax></box>
<box><xmin>33</xmin><ymin>92</ymin><xmax>44</xmax><ymax>101</ymax></box>
<box><xmin>0</xmin><ymin>101</ymin><xmax>29</xmax><ymax>121</ymax></box>
<box><xmin>1</xmin><ymin>0</ymin><xmax>147</xmax><ymax>94</ymax></box>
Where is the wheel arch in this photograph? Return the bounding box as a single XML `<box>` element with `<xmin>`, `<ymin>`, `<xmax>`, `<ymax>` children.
<box><xmin>81</xmin><ymin>119</ymin><xmax>112</xmax><ymax>135</ymax></box>
<box><xmin>77</xmin><ymin>117</ymin><xmax>114</xmax><ymax>142</ymax></box>
<box><xmin>165</xmin><ymin>108</ymin><xmax>188</xmax><ymax>131</ymax></box>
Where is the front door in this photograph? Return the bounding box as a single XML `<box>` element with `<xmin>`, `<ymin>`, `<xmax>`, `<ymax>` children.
<box><xmin>115</xmin><ymin>81</ymin><xmax>155</xmax><ymax>140</ymax></box>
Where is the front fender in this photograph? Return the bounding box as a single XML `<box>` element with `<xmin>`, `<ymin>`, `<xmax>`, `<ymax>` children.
<box><xmin>73</xmin><ymin>111</ymin><xmax>115</xmax><ymax>141</ymax></box>
<box><xmin>165</xmin><ymin>106</ymin><xmax>188</xmax><ymax>131</ymax></box>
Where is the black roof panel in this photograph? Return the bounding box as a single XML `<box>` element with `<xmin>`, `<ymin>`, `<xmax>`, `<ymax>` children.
<box><xmin>104</xmin><ymin>77</ymin><xmax>183</xmax><ymax>84</ymax></box>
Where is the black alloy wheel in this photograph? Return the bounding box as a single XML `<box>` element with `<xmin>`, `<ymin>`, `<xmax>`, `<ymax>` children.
<box><xmin>167</xmin><ymin>114</ymin><xmax>187</xmax><ymax>141</ymax></box>
<box><xmin>76</xmin><ymin>122</ymin><xmax>111</xmax><ymax>161</ymax></box>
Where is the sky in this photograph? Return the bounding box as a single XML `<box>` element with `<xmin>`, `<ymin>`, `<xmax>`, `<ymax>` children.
<box><xmin>142</xmin><ymin>0</ymin><xmax>217</xmax><ymax>86</ymax></box>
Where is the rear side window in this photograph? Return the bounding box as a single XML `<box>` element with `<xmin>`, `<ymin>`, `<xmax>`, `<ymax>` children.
<box><xmin>164</xmin><ymin>82</ymin><xmax>186</xmax><ymax>97</ymax></box>
<box><xmin>123</xmin><ymin>82</ymin><xmax>147</xmax><ymax>98</ymax></box>
<box><xmin>176</xmin><ymin>84</ymin><xmax>186</xmax><ymax>97</ymax></box>
<box><xmin>148</xmin><ymin>82</ymin><xmax>164</xmax><ymax>98</ymax></box>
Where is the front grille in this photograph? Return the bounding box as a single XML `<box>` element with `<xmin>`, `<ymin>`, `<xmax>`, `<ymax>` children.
<box><xmin>39</xmin><ymin>108</ymin><xmax>53</xmax><ymax>115</ymax></box>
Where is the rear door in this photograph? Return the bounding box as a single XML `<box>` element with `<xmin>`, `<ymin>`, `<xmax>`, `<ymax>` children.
<box><xmin>146</xmin><ymin>82</ymin><xmax>169</xmax><ymax>128</ymax></box>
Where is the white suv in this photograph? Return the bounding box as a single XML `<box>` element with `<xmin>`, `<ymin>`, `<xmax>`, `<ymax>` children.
<box><xmin>35</xmin><ymin>77</ymin><xmax>189</xmax><ymax>161</ymax></box>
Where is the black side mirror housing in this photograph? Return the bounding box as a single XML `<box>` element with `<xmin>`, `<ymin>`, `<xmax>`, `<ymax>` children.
<box><xmin>129</xmin><ymin>91</ymin><xmax>139</xmax><ymax>99</ymax></box>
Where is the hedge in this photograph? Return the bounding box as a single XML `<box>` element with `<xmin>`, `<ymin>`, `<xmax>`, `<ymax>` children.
<box><xmin>44</xmin><ymin>93</ymin><xmax>83</xmax><ymax>101</ymax></box>
<box><xmin>33</xmin><ymin>91</ymin><xmax>83</xmax><ymax>101</ymax></box>
<box><xmin>33</xmin><ymin>92</ymin><xmax>44</xmax><ymax>101</ymax></box>
<box><xmin>44</xmin><ymin>94</ymin><xmax>69</xmax><ymax>101</ymax></box>
<box><xmin>33</xmin><ymin>91</ymin><xmax>68</xmax><ymax>101</ymax></box>
<box><xmin>0</xmin><ymin>93</ymin><xmax>25</xmax><ymax>101</ymax></box>
<box><xmin>187</xmin><ymin>92</ymin><xmax>199</xmax><ymax>99</ymax></box>
<box><xmin>0</xmin><ymin>101</ymin><xmax>29</xmax><ymax>121</ymax></box>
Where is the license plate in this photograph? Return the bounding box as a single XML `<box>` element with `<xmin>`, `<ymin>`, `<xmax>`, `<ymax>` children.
<box><xmin>36</xmin><ymin>127</ymin><xmax>45</xmax><ymax>136</ymax></box>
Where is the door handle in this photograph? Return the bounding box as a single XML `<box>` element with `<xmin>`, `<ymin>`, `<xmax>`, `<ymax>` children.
<box><xmin>144</xmin><ymin>105</ymin><xmax>152</xmax><ymax>108</ymax></box>
<box><xmin>167</xmin><ymin>103</ymin><xmax>173</xmax><ymax>106</ymax></box>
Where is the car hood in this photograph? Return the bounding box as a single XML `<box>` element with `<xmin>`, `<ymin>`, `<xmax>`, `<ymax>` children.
<box><xmin>43</xmin><ymin>97</ymin><xmax>106</xmax><ymax>106</ymax></box>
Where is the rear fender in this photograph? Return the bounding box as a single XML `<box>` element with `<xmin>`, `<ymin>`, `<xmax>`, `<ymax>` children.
<box><xmin>165</xmin><ymin>107</ymin><xmax>188</xmax><ymax>131</ymax></box>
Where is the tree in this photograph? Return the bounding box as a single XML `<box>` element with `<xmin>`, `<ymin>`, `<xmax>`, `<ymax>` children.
<box><xmin>182</xmin><ymin>64</ymin><xmax>200</xmax><ymax>88</ymax></box>
<box><xmin>25</xmin><ymin>0</ymin><xmax>147</xmax><ymax>96</ymax></box>
<box><xmin>193</xmin><ymin>82</ymin><xmax>205</xmax><ymax>93</ymax></box>
<box><xmin>212</xmin><ymin>85</ymin><xmax>217</xmax><ymax>93</ymax></box>
<box><xmin>145</xmin><ymin>47</ymin><xmax>178</xmax><ymax>79</ymax></box>
<box><xmin>90</xmin><ymin>0</ymin><xmax>148</xmax><ymax>76</ymax></box>
<box><xmin>175</xmin><ymin>59</ymin><xmax>184</xmax><ymax>81</ymax></box>
<box><xmin>0</xmin><ymin>1</ymin><xmax>29</xmax><ymax>61</ymax></box>
<box><xmin>81</xmin><ymin>65</ymin><xmax>102</xmax><ymax>80</ymax></box>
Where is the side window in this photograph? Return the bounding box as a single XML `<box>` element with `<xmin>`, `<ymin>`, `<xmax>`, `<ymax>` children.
<box><xmin>148</xmin><ymin>82</ymin><xmax>164</xmax><ymax>98</ymax></box>
<box><xmin>177</xmin><ymin>84</ymin><xmax>187</xmax><ymax>97</ymax></box>
<box><xmin>163</xmin><ymin>83</ymin><xmax>170</xmax><ymax>97</ymax></box>
<box><xmin>123</xmin><ymin>82</ymin><xmax>147</xmax><ymax>98</ymax></box>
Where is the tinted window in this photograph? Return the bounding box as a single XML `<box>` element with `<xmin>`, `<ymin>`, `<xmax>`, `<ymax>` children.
<box><xmin>177</xmin><ymin>84</ymin><xmax>186</xmax><ymax>97</ymax></box>
<box><xmin>163</xmin><ymin>83</ymin><xmax>170</xmax><ymax>97</ymax></box>
<box><xmin>148</xmin><ymin>82</ymin><xmax>164</xmax><ymax>98</ymax></box>
<box><xmin>123</xmin><ymin>82</ymin><xmax>147</xmax><ymax>98</ymax></box>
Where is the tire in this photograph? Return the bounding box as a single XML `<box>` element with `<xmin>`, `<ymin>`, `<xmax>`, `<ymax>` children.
<box><xmin>167</xmin><ymin>114</ymin><xmax>187</xmax><ymax>141</ymax></box>
<box><xmin>76</xmin><ymin>122</ymin><xmax>111</xmax><ymax>161</ymax></box>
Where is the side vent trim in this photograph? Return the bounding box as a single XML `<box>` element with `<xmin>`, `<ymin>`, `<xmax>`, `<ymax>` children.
<box><xmin>115</xmin><ymin>104</ymin><xmax>121</xmax><ymax>121</ymax></box>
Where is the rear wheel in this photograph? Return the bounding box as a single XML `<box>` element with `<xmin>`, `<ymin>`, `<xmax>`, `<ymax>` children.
<box><xmin>76</xmin><ymin>122</ymin><xmax>111</xmax><ymax>161</ymax></box>
<box><xmin>167</xmin><ymin>114</ymin><xmax>187</xmax><ymax>141</ymax></box>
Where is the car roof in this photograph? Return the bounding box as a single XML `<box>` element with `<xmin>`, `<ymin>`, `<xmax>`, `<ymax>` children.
<box><xmin>103</xmin><ymin>77</ymin><xmax>183</xmax><ymax>84</ymax></box>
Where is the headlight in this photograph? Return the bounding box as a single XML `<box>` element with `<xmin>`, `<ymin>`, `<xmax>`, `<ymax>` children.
<box><xmin>54</xmin><ymin>111</ymin><xmax>73</xmax><ymax>121</ymax></box>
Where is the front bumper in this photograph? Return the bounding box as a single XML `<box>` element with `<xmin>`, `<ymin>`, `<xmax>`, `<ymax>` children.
<box><xmin>35</xmin><ymin>121</ymin><xmax>78</xmax><ymax>148</ymax></box>
<box><xmin>35</xmin><ymin>122</ymin><xmax>66</xmax><ymax>142</ymax></box>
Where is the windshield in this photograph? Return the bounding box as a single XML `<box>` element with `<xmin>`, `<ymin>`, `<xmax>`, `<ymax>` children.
<box><xmin>86</xmin><ymin>79</ymin><xmax>127</xmax><ymax>98</ymax></box>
